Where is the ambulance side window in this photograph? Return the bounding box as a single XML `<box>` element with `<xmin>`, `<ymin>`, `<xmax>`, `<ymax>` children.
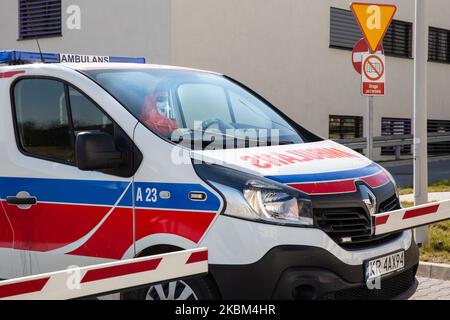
<box><xmin>13</xmin><ymin>79</ymin><xmax>74</xmax><ymax>163</ymax></box>
<box><xmin>12</xmin><ymin>78</ymin><xmax>135</xmax><ymax>174</ymax></box>
<box><xmin>68</xmin><ymin>86</ymin><xmax>114</xmax><ymax>136</ymax></box>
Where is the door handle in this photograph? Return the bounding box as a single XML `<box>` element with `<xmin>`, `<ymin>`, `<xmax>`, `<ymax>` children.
<box><xmin>6</xmin><ymin>196</ymin><xmax>37</xmax><ymax>206</ymax></box>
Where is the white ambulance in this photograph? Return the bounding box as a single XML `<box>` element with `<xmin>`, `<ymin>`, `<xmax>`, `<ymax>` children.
<box><xmin>0</xmin><ymin>51</ymin><xmax>449</xmax><ymax>300</ymax></box>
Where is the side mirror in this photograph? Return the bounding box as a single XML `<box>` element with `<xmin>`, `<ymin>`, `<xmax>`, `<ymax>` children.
<box><xmin>75</xmin><ymin>132</ymin><xmax>126</xmax><ymax>171</ymax></box>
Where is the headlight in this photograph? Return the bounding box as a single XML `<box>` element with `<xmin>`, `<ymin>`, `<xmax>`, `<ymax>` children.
<box><xmin>194</xmin><ymin>163</ymin><xmax>313</xmax><ymax>226</ymax></box>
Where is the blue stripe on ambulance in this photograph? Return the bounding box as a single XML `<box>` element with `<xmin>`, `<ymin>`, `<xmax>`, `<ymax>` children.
<box><xmin>131</xmin><ymin>182</ymin><xmax>221</xmax><ymax>212</ymax></box>
<box><xmin>0</xmin><ymin>177</ymin><xmax>221</xmax><ymax>211</ymax></box>
<box><xmin>0</xmin><ymin>177</ymin><xmax>129</xmax><ymax>206</ymax></box>
<box><xmin>265</xmin><ymin>163</ymin><xmax>381</xmax><ymax>184</ymax></box>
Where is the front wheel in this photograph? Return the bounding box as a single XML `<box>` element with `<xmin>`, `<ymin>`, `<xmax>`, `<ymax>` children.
<box><xmin>121</xmin><ymin>276</ymin><xmax>220</xmax><ymax>300</ymax></box>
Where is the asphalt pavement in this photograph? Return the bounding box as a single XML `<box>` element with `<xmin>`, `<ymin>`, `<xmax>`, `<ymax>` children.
<box><xmin>381</xmin><ymin>156</ymin><xmax>450</xmax><ymax>188</ymax></box>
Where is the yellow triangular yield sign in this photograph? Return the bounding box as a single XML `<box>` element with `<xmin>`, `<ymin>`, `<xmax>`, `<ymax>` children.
<box><xmin>351</xmin><ymin>3</ymin><xmax>397</xmax><ymax>53</ymax></box>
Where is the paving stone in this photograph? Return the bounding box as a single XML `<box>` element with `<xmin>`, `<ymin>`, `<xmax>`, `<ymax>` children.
<box><xmin>410</xmin><ymin>277</ymin><xmax>450</xmax><ymax>300</ymax></box>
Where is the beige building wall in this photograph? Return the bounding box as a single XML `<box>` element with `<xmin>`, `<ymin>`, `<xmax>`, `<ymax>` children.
<box><xmin>1</xmin><ymin>0</ymin><xmax>449</xmax><ymax>160</ymax></box>
<box><xmin>171</xmin><ymin>0</ymin><xmax>450</xmax><ymax>159</ymax></box>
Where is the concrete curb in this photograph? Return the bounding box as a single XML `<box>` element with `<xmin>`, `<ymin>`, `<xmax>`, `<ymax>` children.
<box><xmin>417</xmin><ymin>262</ymin><xmax>450</xmax><ymax>281</ymax></box>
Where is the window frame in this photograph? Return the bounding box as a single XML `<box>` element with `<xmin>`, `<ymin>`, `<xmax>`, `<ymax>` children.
<box><xmin>18</xmin><ymin>0</ymin><xmax>63</xmax><ymax>40</ymax></box>
<box><xmin>10</xmin><ymin>76</ymin><xmax>119</xmax><ymax>167</ymax></box>
<box><xmin>329</xmin><ymin>115</ymin><xmax>364</xmax><ymax>140</ymax></box>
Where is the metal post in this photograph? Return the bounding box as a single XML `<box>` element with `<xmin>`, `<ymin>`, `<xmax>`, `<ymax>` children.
<box><xmin>366</xmin><ymin>97</ymin><xmax>374</xmax><ymax>160</ymax></box>
<box><xmin>414</xmin><ymin>0</ymin><xmax>429</xmax><ymax>245</ymax></box>
<box><xmin>395</xmin><ymin>145</ymin><xmax>401</xmax><ymax>161</ymax></box>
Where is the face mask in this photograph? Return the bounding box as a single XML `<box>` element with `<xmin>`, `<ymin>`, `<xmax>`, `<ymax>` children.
<box><xmin>156</xmin><ymin>96</ymin><xmax>170</xmax><ymax>118</ymax></box>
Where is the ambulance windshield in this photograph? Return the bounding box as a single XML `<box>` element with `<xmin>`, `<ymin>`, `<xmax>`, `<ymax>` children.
<box><xmin>83</xmin><ymin>68</ymin><xmax>319</xmax><ymax>149</ymax></box>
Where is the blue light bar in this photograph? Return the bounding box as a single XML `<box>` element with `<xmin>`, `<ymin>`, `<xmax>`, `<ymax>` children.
<box><xmin>0</xmin><ymin>50</ymin><xmax>146</xmax><ymax>65</ymax></box>
<box><xmin>0</xmin><ymin>50</ymin><xmax>59</xmax><ymax>64</ymax></box>
<box><xmin>109</xmin><ymin>56</ymin><xmax>146</xmax><ymax>64</ymax></box>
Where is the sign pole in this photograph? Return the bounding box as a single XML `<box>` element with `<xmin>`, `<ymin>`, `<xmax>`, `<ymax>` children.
<box><xmin>351</xmin><ymin>2</ymin><xmax>396</xmax><ymax>160</ymax></box>
<box><xmin>366</xmin><ymin>96</ymin><xmax>374</xmax><ymax>160</ymax></box>
<box><xmin>413</xmin><ymin>0</ymin><xmax>429</xmax><ymax>245</ymax></box>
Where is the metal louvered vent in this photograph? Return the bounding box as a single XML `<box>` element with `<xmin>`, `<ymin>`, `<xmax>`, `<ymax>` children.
<box><xmin>428</xmin><ymin>120</ymin><xmax>450</xmax><ymax>154</ymax></box>
<box><xmin>383</xmin><ymin>20</ymin><xmax>413</xmax><ymax>58</ymax></box>
<box><xmin>19</xmin><ymin>0</ymin><xmax>62</xmax><ymax>40</ymax></box>
<box><xmin>329</xmin><ymin>7</ymin><xmax>362</xmax><ymax>49</ymax></box>
<box><xmin>381</xmin><ymin>118</ymin><xmax>412</xmax><ymax>156</ymax></box>
<box><xmin>330</xmin><ymin>7</ymin><xmax>413</xmax><ymax>58</ymax></box>
<box><xmin>429</xmin><ymin>27</ymin><xmax>450</xmax><ymax>64</ymax></box>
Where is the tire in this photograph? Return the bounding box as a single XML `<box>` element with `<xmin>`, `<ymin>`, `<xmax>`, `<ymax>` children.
<box><xmin>122</xmin><ymin>275</ymin><xmax>220</xmax><ymax>300</ymax></box>
<box><xmin>121</xmin><ymin>246</ymin><xmax>221</xmax><ymax>300</ymax></box>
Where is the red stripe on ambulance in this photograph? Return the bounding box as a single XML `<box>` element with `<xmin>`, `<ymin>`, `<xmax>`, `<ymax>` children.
<box><xmin>241</xmin><ymin>147</ymin><xmax>358</xmax><ymax>169</ymax></box>
<box><xmin>289</xmin><ymin>171</ymin><xmax>389</xmax><ymax>195</ymax></box>
<box><xmin>0</xmin><ymin>70</ymin><xmax>25</xmax><ymax>78</ymax></box>
<box><xmin>69</xmin><ymin>208</ymin><xmax>216</xmax><ymax>260</ymax></box>
<box><xmin>360</xmin><ymin>171</ymin><xmax>390</xmax><ymax>189</ymax></box>
<box><xmin>290</xmin><ymin>180</ymin><xmax>356</xmax><ymax>194</ymax></box>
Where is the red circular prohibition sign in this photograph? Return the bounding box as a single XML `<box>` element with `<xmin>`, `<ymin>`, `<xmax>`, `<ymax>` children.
<box><xmin>363</xmin><ymin>55</ymin><xmax>384</xmax><ymax>81</ymax></box>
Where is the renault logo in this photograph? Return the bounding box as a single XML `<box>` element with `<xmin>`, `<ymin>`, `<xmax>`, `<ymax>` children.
<box><xmin>358</xmin><ymin>183</ymin><xmax>377</xmax><ymax>235</ymax></box>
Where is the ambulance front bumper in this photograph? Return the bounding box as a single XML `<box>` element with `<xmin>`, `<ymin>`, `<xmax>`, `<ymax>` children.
<box><xmin>209</xmin><ymin>242</ymin><xmax>419</xmax><ymax>300</ymax></box>
<box><xmin>200</xmin><ymin>215</ymin><xmax>419</xmax><ymax>300</ymax></box>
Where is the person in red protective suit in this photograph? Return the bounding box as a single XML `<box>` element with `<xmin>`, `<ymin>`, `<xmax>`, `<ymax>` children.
<box><xmin>140</xmin><ymin>91</ymin><xmax>178</xmax><ymax>137</ymax></box>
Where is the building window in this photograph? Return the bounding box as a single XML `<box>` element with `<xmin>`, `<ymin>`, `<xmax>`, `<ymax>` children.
<box><xmin>329</xmin><ymin>115</ymin><xmax>363</xmax><ymax>140</ymax></box>
<box><xmin>381</xmin><ymin>118</ymin><xmax>412</xmax><ymax>156</ymax></box>
<box><xmin>330</xmin><ymin>7</ymin><xmax>413</xmax><ymax>58</ymax></box>
<box><xmin>428</xmin><ymin>120</ymin><xmax>450</xmax><ymax>154</ymax></box>
<box><xmin>18</xmin><ymin>0</ymin><xmax>62</xmax><ymax>40</ymax></box>
<box><xmin>429</xmin><ymin>27</ymin><xmax>450</xmax><ymax>63</ymax></box>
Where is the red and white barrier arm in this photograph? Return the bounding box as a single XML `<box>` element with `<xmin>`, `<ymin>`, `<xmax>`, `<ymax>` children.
<box><xmin>373</xmin><ymin>200</ymin><xmax>450</xmax><ymax>236</ymax></box>
<box><xmin>0</xmin><ymin>248</ymin><xmax>208</xmax><ymax>300</ymax></box>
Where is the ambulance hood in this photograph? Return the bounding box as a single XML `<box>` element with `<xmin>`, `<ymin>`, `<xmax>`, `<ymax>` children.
<box><xmin>191</xmin><ymin>140</ymin><xmax>391</xmax><ymax>195</ymax></box>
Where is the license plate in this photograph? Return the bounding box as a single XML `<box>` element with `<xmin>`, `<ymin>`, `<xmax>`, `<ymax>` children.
<box><xmin>365</xmin><ymin>251</ymin><xmax>405</xmax><ymax>280</ymax></box>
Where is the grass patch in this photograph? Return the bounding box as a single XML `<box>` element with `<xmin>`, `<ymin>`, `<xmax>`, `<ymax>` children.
<box><xmin>399</xmin><ymin>180</ymin><xmax>450</xmax><ymax>195</ymax></box>
<box><xmin>402</xmin><ymin>201</ymin><xmax>450</xmax><ymax>264</ymax></box>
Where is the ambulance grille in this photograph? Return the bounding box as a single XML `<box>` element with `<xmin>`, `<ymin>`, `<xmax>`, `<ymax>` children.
<box><xmin>379</xmin><ymin>194</ymin><xmax>401</xmax><ymax>213</ymax></box>
<box><xmin>315</xmin><ymin>196</ymin><xmax>402</xmax><ymax>249</ymax></box>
